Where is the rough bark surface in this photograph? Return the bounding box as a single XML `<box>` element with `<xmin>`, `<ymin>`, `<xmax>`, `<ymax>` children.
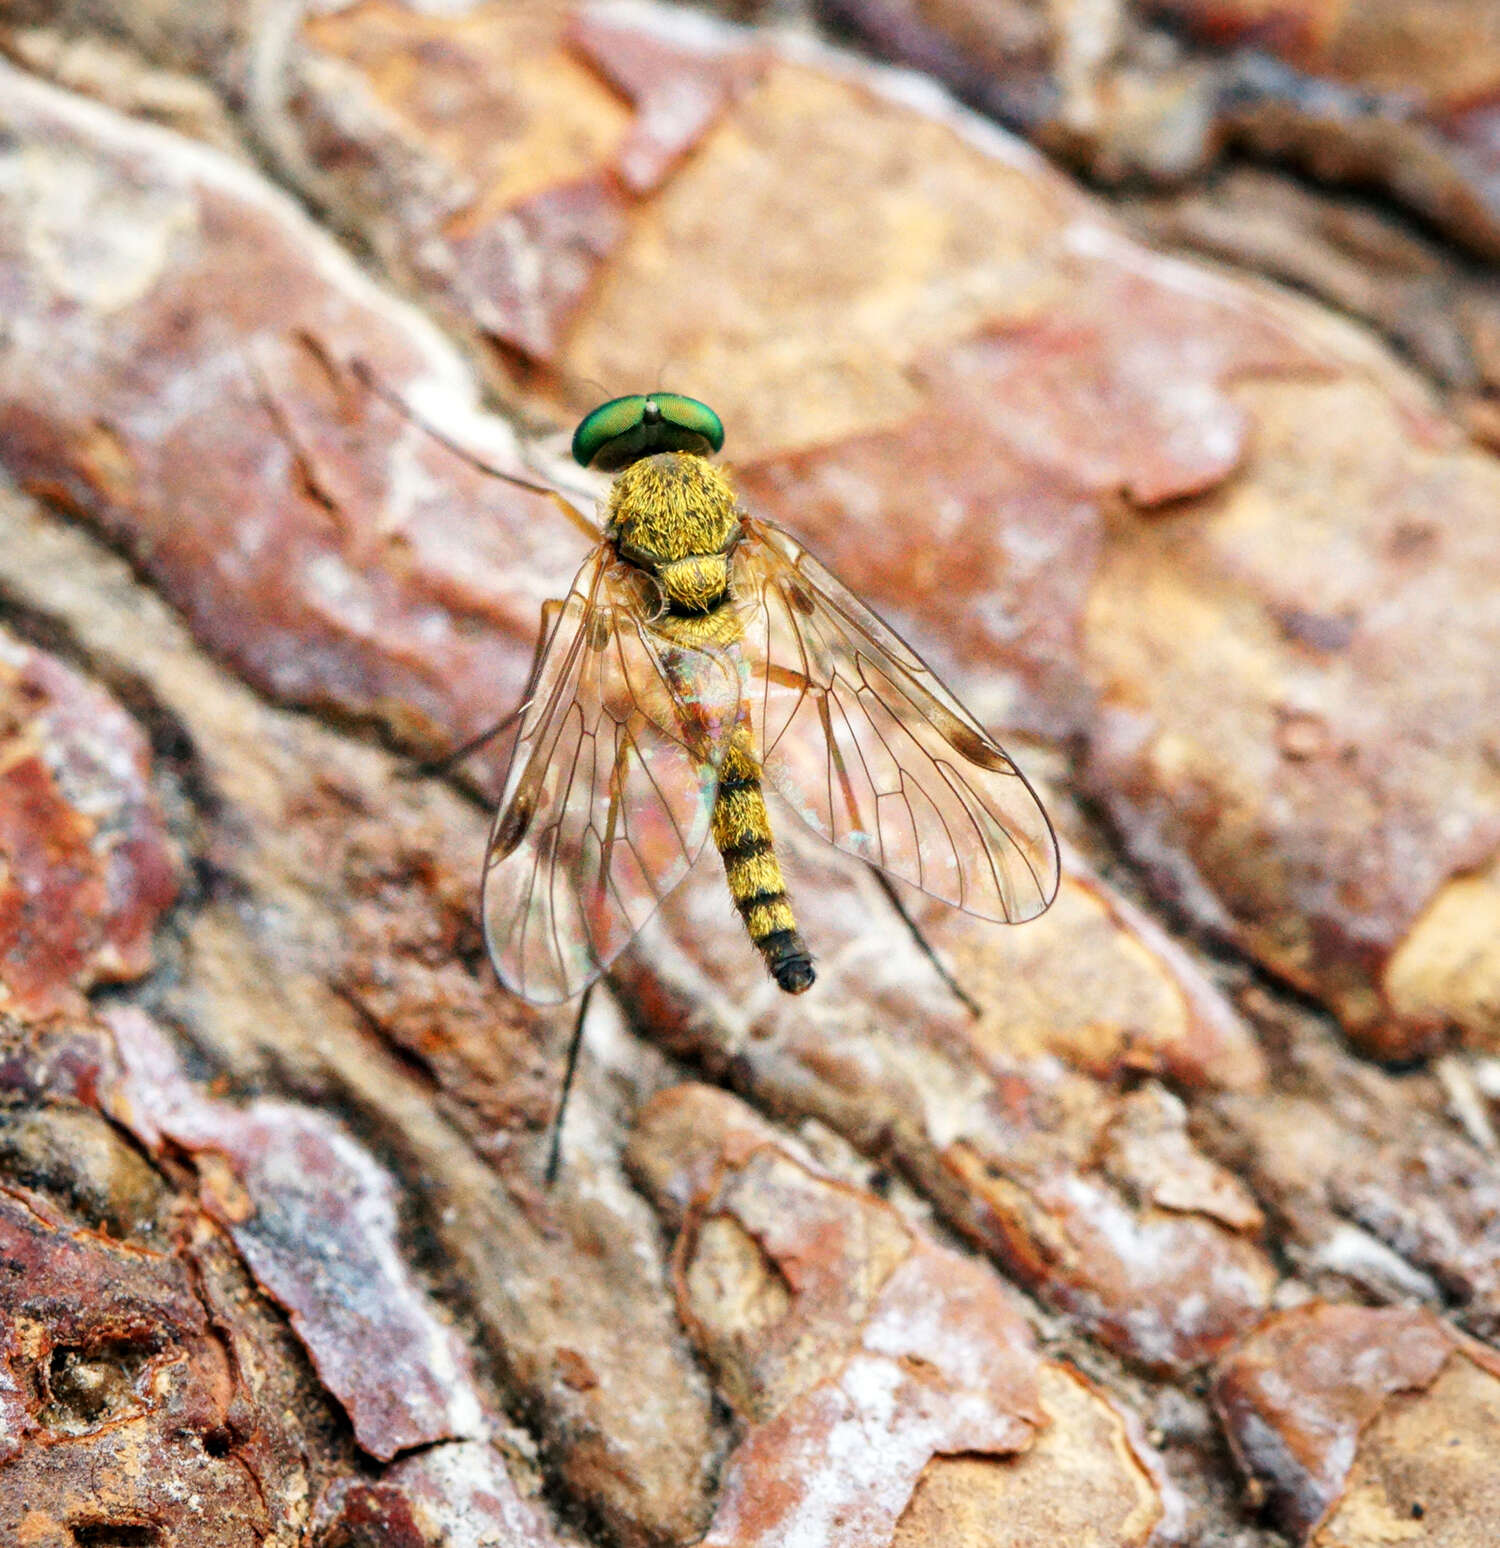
<box><xmin>1</xmin><ymin>2</ymin><xmax>1498</xmax><ymax>1544</ymax></box>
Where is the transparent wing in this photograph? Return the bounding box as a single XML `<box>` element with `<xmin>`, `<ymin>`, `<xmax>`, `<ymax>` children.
<box><xmin>732</xmin><ymin>517</ymin><xmax>1059</xmax><ymax>923</ymax></box>
<box><xmin>483</xmin><ymin>549</ymin><xmax>739</xmax><ymax>1003</ymax></box>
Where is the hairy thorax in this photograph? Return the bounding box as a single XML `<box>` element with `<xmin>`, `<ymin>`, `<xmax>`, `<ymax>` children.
<box><xmin>607</xmin><ymin>452</ymin><xmax>741</xmax><ymax>564</ymax></box>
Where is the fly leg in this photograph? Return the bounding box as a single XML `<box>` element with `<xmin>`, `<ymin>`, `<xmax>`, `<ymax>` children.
<box><xmin>349</xmin><ymin>358</ymin><xmax>603</xmax><ymax>542</ymax></box>
<box><xmin>401</xmin><ymin>707</ymin><xmax>523</xmax><ymax>781</ymax></box>
<box><xmin>401</xmin><ymin>599</ymin><xmax>565</xmax><ymax>780</ymax></box>
<box><xmin>545</xmin><ymin>981</ymin><xmax>595</xmax><ymax>1185</ymax></box>
<box><xmin>546</xmin><ymin>734</ymin><xmax>629</xmax><ymax>1183</ymax></box>
<box><xmin>801</xmin><ymin>683</ymin><xmax>983</xmax><ymax>1017</ymax></box>
<box><xmin>868</xmin><ymin>866</ymin><xmax>981</xmax><ymax>1018</ymax></box>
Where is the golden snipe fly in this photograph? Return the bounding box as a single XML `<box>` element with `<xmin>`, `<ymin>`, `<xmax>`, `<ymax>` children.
<box><xmin>362</xmin><ymin>375</ymin><xmax>1059</xmax><ymax>1175</ymax></box>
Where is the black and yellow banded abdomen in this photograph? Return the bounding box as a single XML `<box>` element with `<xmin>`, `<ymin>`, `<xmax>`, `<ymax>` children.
<box><xmin>628</xmin><ymin>452</ymin><xmax>814</xmax><ymax>996</ymax></box>
<box><xmin>711</xmin><ymin>723</ymin><xmax>815</xmax><ymax>994</ymax></box>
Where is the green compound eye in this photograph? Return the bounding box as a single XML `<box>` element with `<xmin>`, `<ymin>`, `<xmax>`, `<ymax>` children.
<box><xmin>652</xmin><ymin>393</ymin><xmax>725</xmax><ymax>453</ymax></box>
<box><xmin>571</xmin><ymin>393</ymin><xmax>725</xmax><ymax>470</ymax></box>
<box><xmin>570</xmin><ymin>396</ymin><xmax>645</xmax><ymax>467</ymax></box>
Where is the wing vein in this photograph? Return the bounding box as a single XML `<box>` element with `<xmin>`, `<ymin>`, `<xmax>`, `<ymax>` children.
<box><xmin>733</xmin><ymin>518</ymin><xmax>1058</xmax><ymax>926</ymax></box>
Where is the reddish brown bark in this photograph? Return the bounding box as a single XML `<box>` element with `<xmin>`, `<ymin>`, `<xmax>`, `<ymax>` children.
<box><xmin>1</xmin><ymin>3</ymin><xmax>1499</xmax><ymax>1544</ymax></box>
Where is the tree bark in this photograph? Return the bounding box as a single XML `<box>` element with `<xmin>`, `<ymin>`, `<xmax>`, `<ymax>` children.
<box><xmin>1</xmin><ymin>3</ymin><xmax>1499</xmax><ymax>1544</ymax></box>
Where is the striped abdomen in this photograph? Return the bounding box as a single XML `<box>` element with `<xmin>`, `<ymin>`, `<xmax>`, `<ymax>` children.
<box><xmin>655</xmin><ymin>554</ymin><xmax>815</xmax><ymax>995</ymax></box>
<box><xmin>712</xmin><ymin>721</ymin><xmax>815</xmax><ymax>993</ymax></box>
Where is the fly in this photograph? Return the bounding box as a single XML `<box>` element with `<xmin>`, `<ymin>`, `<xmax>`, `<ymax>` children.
<box><xmin>357</xmin><ymin>371</ymin><xmax>1060</xmax><ymax>1177</ymax></box>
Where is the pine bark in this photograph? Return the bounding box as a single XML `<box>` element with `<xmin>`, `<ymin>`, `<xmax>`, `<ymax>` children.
<box><xmin>2</xmin><ymin>3</ymin><xmax>1499</xmax><ymax>1544</ymax></box>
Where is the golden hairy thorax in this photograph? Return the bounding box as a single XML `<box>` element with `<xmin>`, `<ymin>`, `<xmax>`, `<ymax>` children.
<box><xmin>606</xmin><ymin>453</ymin><xmax>741</xmax><ymax>564</ymax></box>
<box><xmin>609</xmin><ymin>452</ymin><xmax>745</xmax><ymax>646</ymax></box>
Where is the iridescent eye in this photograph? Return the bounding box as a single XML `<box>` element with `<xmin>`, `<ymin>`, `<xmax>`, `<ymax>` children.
<box><xmin>571</xmin><ymin>396</ymin><xmax>648</xmax><ymax>469</ymax></box>
<box><xmin>652</xmin><ymin>394</ymin><xmax>724</xmax><ymax>454</ymax></box>
<box><xmin>571</xmin><ymin>393</ymin><xmax>725</xmax><ymax>470</ymax></box>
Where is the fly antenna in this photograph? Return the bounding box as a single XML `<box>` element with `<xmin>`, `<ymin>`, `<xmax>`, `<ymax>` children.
<box><xmin>652</xmin><ymin>356</ymin><xmax>685</xmax><ymax>394</ymax></box>
<box><xmin>550</xmin><ymin>361</ymin><xmax>614</xmax><ymax>407</ymax></box>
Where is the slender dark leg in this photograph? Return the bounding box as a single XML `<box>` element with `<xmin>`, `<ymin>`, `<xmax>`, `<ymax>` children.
<box><xmin>402</xmin><ymin>598</ymin><xmax>564</xmax><ymax>780</ymax></box>
<box><xmin>545</xmin><ymin>981</ymin><xmax>595</xmax><ymax>1185</ymax></box>
<box><xmin>349</xmin><ymin>358</ymin><xmax>603</xmax><ymax>542</ymax></box>
<box><xmin>868</xmin><ymin>867</ymin><xmax>981</xmax><ymax>1017</ymax></box>
<box><xmin>399</xmin><ymin>706</ymin><xmax>522</xmax><ymax>780</ymax></box>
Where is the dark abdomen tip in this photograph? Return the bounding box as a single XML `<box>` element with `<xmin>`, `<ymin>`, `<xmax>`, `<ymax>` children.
<box><xmin>775</xmin><ymin>958</ymin><xmax>816</xmax><ymax>994</ymax></box>
<box><xmin>760</xmin><ymin>929</ymin><xmax>815</xmax><ymax>994</ymax></box>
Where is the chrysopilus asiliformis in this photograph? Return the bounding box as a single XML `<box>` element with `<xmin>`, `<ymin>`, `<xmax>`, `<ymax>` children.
<box><xmin>361</xmin><ymin>375</ymin><xmax>1059</xmax><ymax>1175</ymax></box>
<box><xmin>484</xmin><ymin>392</ymin><xmax>1058</xmax><ymax>1001</ymax></box>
